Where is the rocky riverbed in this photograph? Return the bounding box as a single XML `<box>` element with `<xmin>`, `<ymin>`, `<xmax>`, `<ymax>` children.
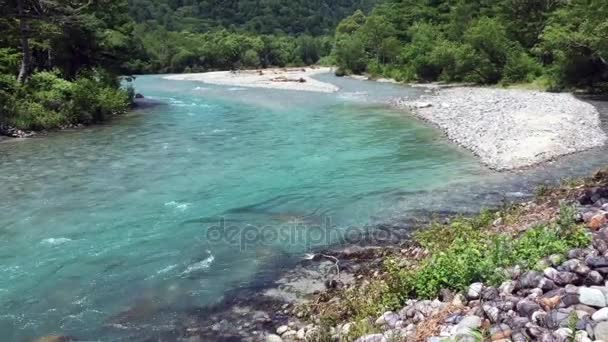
<box><xmin>393</xmin><ymin>88</ymin><xmax>608</xmax><ymax>170</ymax></box>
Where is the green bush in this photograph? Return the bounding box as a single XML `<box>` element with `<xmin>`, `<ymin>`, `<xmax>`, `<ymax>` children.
<box><xmin>1</xmin><ymin>69</ymin><xmax>131</xmax><ymax>131</ymax></box>
<box><xmin>503</xmin><ymin>51</ymin><xmax>543</xmax><ymax>84</ymax></box>
<box><xmin>384</xmin><ymin>206</ymin><xmax>591</xmax><ymax>304</ymax></box>
<box><xmin>9</xmin><ymin>101</ymin><xmax>66</xmax><ymax>130</ymax></box>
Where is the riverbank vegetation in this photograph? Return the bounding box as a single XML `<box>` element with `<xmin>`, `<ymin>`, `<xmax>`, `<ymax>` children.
<box><xmin>332</xmin><ymin>0</ymin><xmax>608</xmax><ymax>91</ymax></box>
<box><xmin>0</xmin><ymin>0</ymin><xmax>136</xmax><ymax>132</ymax></box>
<box><xmin>301</xmin><ymin>171</ymin><xmax>608</xmax><ymax>341</ymax></box>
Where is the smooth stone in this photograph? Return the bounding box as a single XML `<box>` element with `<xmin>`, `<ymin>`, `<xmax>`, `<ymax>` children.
<box><xmin>547</xmin><ymin>309</ymin><xmax>572</xmax><ymax>329</ymax></box>
<box><xmin>517</xmin><ymin>300</ymin><xmax>541</xmax><ymax>318</ymax></box>
<box><xmin>520</xmin><ymin>271</ymin><xmax>544</xmax><ymax>289</ymax></box>
<box><xmin>593</xmin><ymin>307</ymin><xmax>608</xmax><ymax>321</ymax></box>
<box><xmin>554</xmin><ymin>272</ymin><xmax>580</xmax><ymax>286</ymax></box>
<box><xmin>266</xmin><ymin>334</ymin><xmax>283</xmax><ymax>342</ymax></box>
<box><xmin>580</xmin><ymin>287</ymin><xmax>607</xmax><ymax>307</ymax></box>
<box><xmin>585</xmin><ymin>271</ymin><xmax>604</xmax><ymax>286</ymax></box>
<box><xmin>276</xmin><ymin>326</ymin><xmax>289</xmax><ymax>335</ymax></box>
<box><xmin>454</xmin><ymin>315</ymin><xmax>482</xmax><ymax>335</ymax></box>
<box><xmin>467</xmin><ymin>283</ymin><xmax>483</xmax><ymax>300</ymax></box>
<box><xmin>587</xmin><ymin>256</ymin><xmax>608</xmax><ymax>268</ymax></box>
<box><xmin>595</xmin><ymin>321</ymin><xmax>608</xmax><ymax>341</ymax></box>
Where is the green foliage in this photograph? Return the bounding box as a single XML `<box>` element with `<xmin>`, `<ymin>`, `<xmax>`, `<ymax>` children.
<box><xmin>382</xmin><ymin>206</ymin><xmax>590</xmax><ymax>306</ymax></box>
<box><xmin>3</xmin><ymin>70</ymin><xmax>131</xmax><ymax>131</ymax></box>
<box><xmin>332</xmin><ymin>0</ymin><xmax>607</xmax><ymax>89</ymax></box>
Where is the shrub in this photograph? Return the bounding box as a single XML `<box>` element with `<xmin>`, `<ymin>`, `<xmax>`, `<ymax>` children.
<box><xmin>382</xmin><ymin>206</ymin><xmax>590</xmax><ymax>304</ymax></box>
<box><xmin>503</xmin><ymin>51</ymin><xmax>543</xmax><ymax>84</ymax></box>
<box><xmin>9</xmin><ymin>101</ymin><xmax>65</xmax><ymax>130</ymax></box>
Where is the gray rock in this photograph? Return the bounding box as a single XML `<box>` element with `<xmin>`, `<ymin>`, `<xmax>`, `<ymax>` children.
<box><xmin>482</xmin><ymin>304</ymin><xmax>500</xmax><ymax>323</ymax></box>
<box><xmin>554</xmin><ymin>271</ymin><xmax>580</xmax><ymax>286</ymax></box>
<box><xmin>276</xmin><ymin>325</ymin><xmax>289</xmax><ymax>335</ymax></box>
<box><xmin>482</xmin><ymin>287</ymin><xmax>499</xmax><ymax>301</ymax></box>
<box><xmin>539</xmin><ymin>278</ymin><xmax>557</xmax><ymax>292</ymax></box>
<box><xmin>562</xmin><ymin>293</ymin><xmax>581</xmax><ymax>307</ymax></box>
<box><xmin>526</xmin><ymin>324</ymin><xmax>547</xmax><ymax>339</ymax></box>
<box><xmin>517</xmin><ymin>300</ymin><xmax>541</xmax><ymax>318</ymax></box>
<box><xmin>354</xmin><ymin>334</ymin><xmax>387</xmax><ymax>342</ymax></box>
<box><xmin>592</xmin><ymin>307</ymin><xmax>608</xmax><ymax>321</ymax></box>
<box><xmin>454</xmin><ymin>315</ymin><xmax>482</xmax><ymax>335</ymax></box>
<box><xmin>467</xmin><ymin>283</ymin><xmax>483</xmax><ymax>300</ymax></box>
<box><xmin>512</xmin><ymin>331</ymin><xmax>527</xmax><ymax>342</ymax></box>
<box><xmin>594</xmin><ymin>238</ymin><xmax>608</xmax><ymax>254</ymax></box>
<box><xmin>546</xmin><ymin>309</ymin><xmax>572</xmax><ymax>329</ymax></box>
<box><xmin>565</xmin><ymin>284</ymin><xmax>580</xmax><ymax>294</ymax></box>
<box><xmin>579</xmin><ymin>287</ymin><xmax>607</xmax><ymax>307</ymax></box>
<box><xmin>563</xmin><ymin>259</ymin><xmax>592</xmax><ymax>275</ymax></box>
<box><xmin>584</xmin><ymin>271</ymin><xmax>604</xmax><ymax>286</ymax></box>
<box><xmin>554</xmin><ymin>328</ymin><xmax>573</xmax><ymax>342</ymax></box>
<box><xmin>573</xmin><ymin>304</ymin><xmax>597</xmax><ymax>317</ymax></box>
<box><xmin>595</xmin><ymin>321</ymin><xmax>608</xmax><ymax>341</ymax></box>
<box><xmin>520</xmin><ymin>271</ymin><xmax>544</xmax><ymax>289</ymax></box>
<box><xmin>375</xmin><ymin>311</ymin><xmax>400</xmax><ymax>329</ymax></box>
<box><xmin>499</xmin><ymin>280</ymin><xmax>516</xmax><ymax>295</ymax></box>
<box><xmin>511</xmin><ymin>316</ymin><xmax>530</xmax><ymax>329</ymax></box>
<box><xmin>587</xmin><ymin>256</ymin><xmax>608</xmax><ymax>268</ymax></box>
<box><xmin>444</xmin><ymin>313</ymin><xmax>464</xmax><ymax>324</ymax></box>
<box><xmin>544</xmin><ymin>267</ymin><xmax>559</xmax><ymax>280</ymax></box>
<box><xmin>568</xmin><ymin>248</ymin><xmax>586</xmax><ymax>259</ymax></box>
<box><xmin>532</xmin><ymin>310</ymin><xmax>548</xmax><ymax>326</ymax></box>
<box><xmin>496</xmin><ymin>300</ymin><xmax>514</xmax><ymax>311</ymax></box>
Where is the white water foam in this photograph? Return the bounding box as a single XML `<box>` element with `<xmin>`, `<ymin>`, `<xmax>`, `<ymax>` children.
<box><xmin>181</xmin><ymin>252</ymin><xmax>215</xmax><ymax>276</ymax></box>
<box><xmin>41</xmin><ymin>237</ymin><xmax>72</xmax><ymax>245</ymax></box>
<box><xmin>157</xmin><ymin>264</ymin><xmax>178</xmax><ymax>274</ymax></box>
<box><xmin>164</xmin><ymin>201</ymin><xmax>191</xmax><ymax>212</ymax></box>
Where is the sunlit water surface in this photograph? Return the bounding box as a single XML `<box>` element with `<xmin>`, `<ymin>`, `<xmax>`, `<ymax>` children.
<box><xmin>1</xmin><ymin>74</ymin><xmax>607</xmax><ymax>341</ymax></box>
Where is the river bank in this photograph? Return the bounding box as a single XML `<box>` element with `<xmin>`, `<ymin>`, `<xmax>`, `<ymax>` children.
<box><xmin>163</xmin><ymin>67</ymin><xmax>339</xmax><ymax>93</ymax></box>
<box><xmin>255</xmin><ymin>169</ymin><xmax>608</xmax><ymax>342</ymax></box>
<box><xmin>392</xmin><ymin>87</ymin><xmax>608</xmax><ymax>171</ymax></box>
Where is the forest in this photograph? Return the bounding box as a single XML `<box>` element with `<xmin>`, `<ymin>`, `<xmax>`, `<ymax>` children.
<box><xmin>332</xmin><ymin>0</ymin><xmax>608</xmax><ymax>90</ymax></box>
<box><xmin>0</xmin><ymin>0</ymin><xmax>607</xmax><ymax>132</ymax></box>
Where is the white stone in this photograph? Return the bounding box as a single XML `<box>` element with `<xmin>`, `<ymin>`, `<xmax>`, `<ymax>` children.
<box><xmin>467</xmin><ymin>283</ymin><xmax>483</xmax><ymax>299</ymax></box>
<box><xmin>580</xmin><ymin>287</ymin><xmax>607</xmax><ymax>308</ymax></box>
<box><xmin>593</xmin><ymin>308</ymin><xmax>608</xmax><ymax>322</ymax></box>
<box><xmin>266</xmin><ymin>334</ymin><xmax>283</xmax><ymax>342</ymax></box>
<box><xmin>276</xmin><ymin>325</ymin><xmax>289</xmax><ymax>335</ymax></box>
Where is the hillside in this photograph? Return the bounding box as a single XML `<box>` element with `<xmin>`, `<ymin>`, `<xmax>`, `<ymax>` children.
<box><xmin>128</xmin><ymin>0</ymin><xmax>381</xmax><ymax>35</ymax></box>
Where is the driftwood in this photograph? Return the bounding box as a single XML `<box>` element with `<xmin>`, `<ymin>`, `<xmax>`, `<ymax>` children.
<box><xmin>271</xmin><ymin>76</ymin><xmax>306</xmax><ymax>83</ymax></box>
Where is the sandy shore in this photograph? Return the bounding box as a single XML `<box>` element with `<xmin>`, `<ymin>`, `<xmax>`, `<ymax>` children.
<box><xmin>394</xmin><ymin>87</ymin><xmax>608</xmax><ymax>170</ymax></box>
<box><xmin>163</xmin><ymin>67</ymin><xmax>339</xmax><ymax>93</ymax></box>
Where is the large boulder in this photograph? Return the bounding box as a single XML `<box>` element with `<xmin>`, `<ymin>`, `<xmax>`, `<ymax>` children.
<box><xmin>579</xmin><ymin>287</ymin><xmax>607</xmax><ymax>307</ymax></box>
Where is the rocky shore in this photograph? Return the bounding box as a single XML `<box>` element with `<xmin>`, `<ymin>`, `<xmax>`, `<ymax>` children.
<box><xmin>393</xmin><ymin>88</ymin><xmax>607</xmax><ymax>170</ymax></box>
<box><xmin>254</xmin><ymin>169</ymin><xmax>608</xmax><ymax>342</ymax></box>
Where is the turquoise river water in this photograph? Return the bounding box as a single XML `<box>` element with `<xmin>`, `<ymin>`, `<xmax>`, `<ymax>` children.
<box><xmin>1</xmin><ymin>74</ymin><xmax>607</xmax><ymax>341</ymax></box>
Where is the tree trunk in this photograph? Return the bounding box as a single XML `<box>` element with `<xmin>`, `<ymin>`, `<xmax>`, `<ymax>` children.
<box><xmin>17</xmin><ymin>0</ymin><xmax>31</xmax><ymax>83</ymax></box>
